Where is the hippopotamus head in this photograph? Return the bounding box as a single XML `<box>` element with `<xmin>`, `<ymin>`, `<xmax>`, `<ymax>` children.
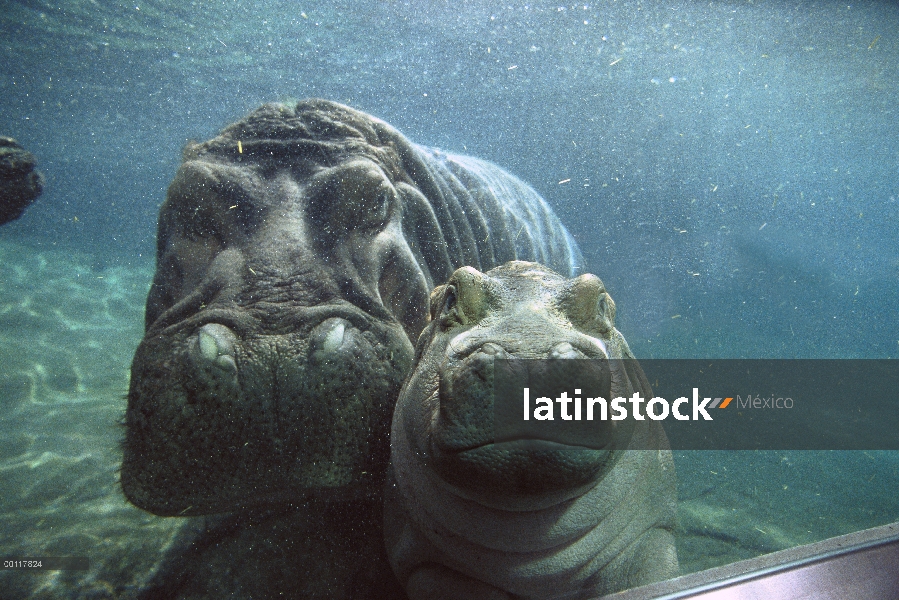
<box><xmin>122</xmin><ymin>101</ymin><xmax>438</xmax><ymax>515</ymax></box>
<box><xmin>394</xmin><ymin>261</ymin><xmax>654</xmax><ymax>510</ymax></box>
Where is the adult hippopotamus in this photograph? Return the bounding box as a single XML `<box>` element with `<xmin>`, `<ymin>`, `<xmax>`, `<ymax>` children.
<box><xmin>122</xmin><ymin>100</ymin><xmax>582</xmax><ymax>596</ymax></box>
<box><xmin>386</xmin><ymin>262</ymin><xmax>678</xmax><ymax>599</ymax></box>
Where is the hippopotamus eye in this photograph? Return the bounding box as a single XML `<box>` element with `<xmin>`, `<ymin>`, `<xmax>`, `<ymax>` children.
<box><xmin>432</xmin><ymin>285</ymin><xmax>464</xmax><ymax>329</ymax></box>
<box><xmin>561</xmin><ymin>273</ymin><xmax>615</xmax><ymax>335</ymax></box>
<box><xmin>365</xmin><ymin>182</ymin><xmax>393</xmax><ymax>226</ymax></box>
<box><xmin>443</xmin><ymin>287</ymin><xmax>457</xmax><ymax>314</ymax></box>
<box><xmin>428</xmin><ymin>267</ymin><xmax>488</xmax><ymax>328</ymax></box>
<box><xmin>307</xmin><ymin>160</ymin><xmax>396</xmax><ymax>232</ymax></box>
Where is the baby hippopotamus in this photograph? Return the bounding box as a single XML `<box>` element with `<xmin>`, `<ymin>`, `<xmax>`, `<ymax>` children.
<box><xmin>385</xmin><ymin>261</ymin><xmax>677</xmax><ymax>599</ymax></box>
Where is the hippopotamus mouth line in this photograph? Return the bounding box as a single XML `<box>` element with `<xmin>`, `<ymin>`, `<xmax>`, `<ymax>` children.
<box><xmin>445</xmin><ymin>438</ymin><xmax>611</xmax><ymax>455</ymax></box>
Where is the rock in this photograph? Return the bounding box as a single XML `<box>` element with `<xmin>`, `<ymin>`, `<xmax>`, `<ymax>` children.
<box><xmin>0</xmin><ymin>137</ymin><xmax>44</xmax><ymax>225</ymax></box>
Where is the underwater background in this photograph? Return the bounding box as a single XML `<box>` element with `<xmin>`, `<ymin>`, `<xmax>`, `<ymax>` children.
<box><xmin>1</xmin><ymin>0</ymin><xmax>897</xmax><ymax>597</ymax></box>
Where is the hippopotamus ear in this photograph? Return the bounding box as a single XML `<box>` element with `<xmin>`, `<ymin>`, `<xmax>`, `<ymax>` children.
<box><xmin>599</xmin><ymin>287</ymin><xmax>616</xmax><ymax>331</ymax></box>
<box><xmin>561</xmin><ymin>273</ymin><xmax>616</xmax><ymax>335</ymax></box>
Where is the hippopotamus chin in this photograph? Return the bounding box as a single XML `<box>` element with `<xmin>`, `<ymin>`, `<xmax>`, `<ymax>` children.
<box><xmin>387</xmin><ymin>261</ymin><xmax>678</xmax><ymax>599</ymax></box>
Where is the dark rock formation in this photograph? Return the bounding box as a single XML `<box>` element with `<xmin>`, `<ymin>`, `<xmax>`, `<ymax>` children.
<box><xmin>0</xmin><ymin>137</ymin><xmax>44</xmax><ymax>225</ymax></box>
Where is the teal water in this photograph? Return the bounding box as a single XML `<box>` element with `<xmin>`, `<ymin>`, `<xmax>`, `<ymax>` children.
<box><xmin>1</xmin><ymin>1</ymin><xmax>898</xmax><ymax>597</ymax></box>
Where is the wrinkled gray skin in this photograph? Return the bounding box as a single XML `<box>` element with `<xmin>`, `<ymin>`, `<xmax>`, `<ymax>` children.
<box><xmin>0</xmin><ymin>137</ymin><xmax>44</xmax><ymax>225</ymax></box>
<box><xmin>386</xmin><ymin>262</ymin><xmax>678</xmax><ymax>600</ymax></box>
<box><xmin>122</xmin><ymin>100</ymin><xmax>582</xmax><ymax>597</ymax></box>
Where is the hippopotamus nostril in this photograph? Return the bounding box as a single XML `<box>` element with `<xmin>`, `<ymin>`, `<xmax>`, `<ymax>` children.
<box><xmin>549</xmin><ymin>341</ymin><xmax>574</xmax><ymax>359</ymax></box>
<box><xmin>322</xmin><ymin>319</ymin><xmax>346</xmax><ymax>354</ymax></box>
<box><xmin>477</xmin><ymin>342</ymin><xmax>507</xmax><ymax>357</ymax></box>
<box><xmin>191</xmin><ymin>323</ymin><xmax>238</xmax><ymax>374</ymax></box>
<box><xmin>311</xmin><ymin>317</ymin><xmax>349</xmax><ymax>354</ymax></box>
<box><xmin>310</xmin><ymin>317</ymin><xmax>370</xmax><ymax>362</ymax></box>
<box><xmin>187</xmin><ymin>323</ymin><xmax>239</xmax><ymax>398</ymax></box>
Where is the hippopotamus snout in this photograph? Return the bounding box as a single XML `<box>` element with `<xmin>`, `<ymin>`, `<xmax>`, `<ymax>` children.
<box><xmin>444</xmin><ymin>316</ymin><xmax>611</xmax><ymax>362</ymax></box>
<box><xmin>430</xmin><ymin>340</ymin><xmax>618</xmax><ymax>503</ymax></box>
<box><xmin>125</xmin><ymin>301</ymin><xmax>414</xmax><ymax>515</ymax></box>
<box><xmin>186</xmin><ymin>312</ymin><xmax>383</xmax><ymax>396</ymax></box>
<box><xmin>431</xmin><ymin>338</ymin><xmax>612</xmax><ymax>456</ymax></box>
<box><xmin>450</xmin><ymin>338</ymin><xmax>600</xmax><ymax>361</ymax></box>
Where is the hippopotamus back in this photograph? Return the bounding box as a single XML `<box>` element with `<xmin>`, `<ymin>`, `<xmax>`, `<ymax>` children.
<box><xmin>386</xmin><ymin>262</ymin><xmax>678</xmax><ymax>599</ymax></box>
